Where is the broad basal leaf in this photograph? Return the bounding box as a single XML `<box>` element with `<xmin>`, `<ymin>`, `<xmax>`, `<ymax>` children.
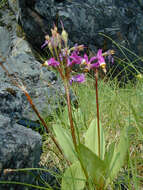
<box><xmin>107</xmin><ymin>127</ymin><xmax>129</xmax><ymax>181</ymax></box>
<box><xmin>61</xmin><ymin>161</ymin><xmax>86</xmax><ymax>190</ymax></box>
<box><xmin>84</xmin><ymin>118</ymin><xmax>105</xmax><ymax>160</ymax></box>
<box><xmin>78</xmin><ymin>143</ymin><xmax>105</xmax><ymax>186</ymax></box>
<box><xmin>104</xmin><ymin>142</ymin><xmax>116</xmax><ymax>186</ymax></box>
<box><xmin>73</xmin><ymin>108</ymin><xmax>85</xmax><ymax>130</ymax></box>
<box><xmin>53</xmin><ymin>125</ymin><xmax>78</xmax><ymax>163</ymax></box>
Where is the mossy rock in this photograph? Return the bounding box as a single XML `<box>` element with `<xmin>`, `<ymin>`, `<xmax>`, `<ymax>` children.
<box><xmin>0</xmin><ymin>0</ymin><xmax>8</xmax><ymax>9</ymax></box>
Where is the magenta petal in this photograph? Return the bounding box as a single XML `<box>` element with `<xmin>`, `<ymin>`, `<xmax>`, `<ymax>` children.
<box><xmin>47</xmin><ymin>58</ymin><xmax>60</xmax><ymax>67</ymax></box>
<box><xmin>97</xmin><ymin>49</ymin><xmax>102</xmax><ymax>57</ymax></box>
<box><xmin>97</xmin><ymin>49</ymin><xmax>106</xmax><ymax>65</ymax></box>
<box><xmin>90</xmin><ymin>56</ymin><xmax>97</xmax><ymax>63</ymax></box>
<box><xmin>90</xmin><ymin>62</ymin><xmax>100</xmax><ymax>69</ymax></box>
<box><xmin>111</xmin><ymin>57</ymin><xmax>114</xmax><ymax>64</ymax></box>
<box><xmin>99</xmin><ymin>56</ymin><xmax>105</xmax><ymax>65</ymax></box>
<box><xmin>59</xmin><ymin>53</ymin><xmax>63</xmax><ymax>62</ymax></box>
<box><xmin>67</xmin><ymin>57</ymin><xmax>72</xmax><ymax>66</ymax></box>
<box><xmin>108</xmin><ymin>54</ymin><xmax>114</xmax><ymax>64</ymax></box>
<box><xmin>83</xmin><ymin>54</ymin><xmax>89</xmax><ymax>63</ymax></box>
<box><xmin>70</xmin><ymin>51</ymin><xmax>82</xmax><ymax>65</ymax></box>
<box><xmin>41</xmin><ymin>40</ymin><xmax>48</xmax><ymax>49</ymax></box>
<box><xmin>69</xmin><ymin>74</ymin><xmax>85</xmax><ymax>85</ymax></box>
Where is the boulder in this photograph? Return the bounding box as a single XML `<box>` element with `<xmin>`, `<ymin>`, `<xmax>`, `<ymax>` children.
<box><xmin>16</xmin><ymin>0</ymin><xmax>143</xmax><ymax>79</ymax></box>
<box><xmin>0</xmin><ymin>6</ymin><xmax>64</xmax><ymax>121</ymax></box>
<box><xmin>0</xmin><ymin>5</ymin><xmax>63</xmax><ymax>189</ymax></box>
<box><xmin>0</xmin><ymin>115</ymin><xmax>42</xmax><ymax>190</ymax></box>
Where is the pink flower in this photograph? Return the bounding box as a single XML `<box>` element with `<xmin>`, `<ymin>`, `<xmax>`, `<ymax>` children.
<box><xmin>80</xmin><ymin>49</ymin><xmax>106</xmax><ymax>71</ymax></box>
<box><xmin>69</xmin><ymin>49</ymin><xmax>106</xmax><ymax>71</ymax></box>
<box><xmin>107</xmin><ymin>50</ymin><xmax>114</xmax><ymax>64</ymax></box>
<box><xmin>69</xmin><ymin>51</ymin><xmax>83</xmax><ymax>66</ymax></box>
<box><xmin>69</xmin><ymin>74</ymin><xmax>85</xmax><ymax>85</ymax></box>
<box><xmin>44</xmin><ymin>58</ymin><xmax>60</xmax><ymax>67</ymax></box>
<box><xmin>81</xmin><ymin>54</ymin><xmax>99</xmax><ymax>70</ymax></box>
<box><xmin>96</xmin><ymin>49</ymin><xmax>106</xmax><ymax>66</ymax></box>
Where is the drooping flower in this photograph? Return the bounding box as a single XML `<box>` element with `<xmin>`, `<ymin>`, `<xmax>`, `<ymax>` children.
<box><xmin>81</xmin><ymin>53</ymin><xmax>99</xmax><ymax>71</ymax></box>
<box><xmin>67</xmin><ymin>44</ymin><xmax>84</xmax><ymax>67</ymax></box>
<box><xmin>41</xmin><ymin>26</ymin><xmax>62</xmax><ymax>50</ymax></box>
<box><xmin>41</xmin><ymin>35</ymin><xmax>50</xmax><ymax>49</ymax></box>
<box><xmin>107</xmin><ymin>50</ymin><xmax>114</xmax><ymax>64</ymax></box>
<box><xmin>69</xmin><ymin>74</ymin><xmax>85</xmax><ymax>85</ymax></box>
<box><xmin>70</xmin><ymin>49</ymin><xmax>107</xmax><ymax>72</ymax></box>
<box><xmin>43</xmin><ymin>58</ymin><xmax>60</xmax><ymax>67</ymax></box>
<box><xmin>96</xmin><ymin>49</ymin><xmax>106</xmax><ymax>73</ymax></box>
<box><xmin>96</xmin><ymin>49</ymin><xmax>106</xmax><ymax>67</ymax></box>
<box><xmin>70</xmin><ymin>43</ymin><xmax>84</xmax><ymax>53</ymax></box>
<box><xmin>69</xmin><ymin>51</ymin><xmax>83</xmax><ymax>66</ymax></box>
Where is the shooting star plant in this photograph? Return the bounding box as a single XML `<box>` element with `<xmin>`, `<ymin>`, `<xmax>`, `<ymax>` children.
<box><xmin>0</xmin><ymin>15</ymin><xmax>130</xmax><ymax>188</ymax></box>
<box><xmin>41</xmin><ymin>25</ymin><xmax>128</xmax><ymax>190</ymax></box>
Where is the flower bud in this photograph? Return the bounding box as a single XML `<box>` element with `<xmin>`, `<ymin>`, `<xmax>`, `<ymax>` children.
<box><xmin>77</xmin><ymin>45</ymin><xmax>84</xmax><ymax>51</ymax></box>
<box><xmin>136</xmin><ymin>73</ymin><xmax>143</xmax><ymax>79</ymax></box>
<box><xmin>48</xmin><ymin>41</ymin><xmax>53</xmax><ymax>53</ymax></box>
<box><xmin>109</xmin><ymin>50</ymin><xmax>115</xmax><ymax>55</ymax></box>
<box><xmin>45</xmin><ymin>35</ymin><xmax>50</xmax><ymax>41</ymax></box>
<box><xmin>51</xmin><ymin>25</ymin><xmax>58</xmax><ymax>37</ymax></box>
<box><xmin>61</xmin><ymin>29</ymin><xmax>68</xmax><ymax>45</ymax></box>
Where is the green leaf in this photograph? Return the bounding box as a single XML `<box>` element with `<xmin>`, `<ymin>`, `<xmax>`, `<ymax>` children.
<box><xmin>104</xmin><ymin>143</ymin><xmax>115</xmax><ymax>169</ymax></box>
<box><xmin>73</xmin><ymin>108</ymin><xmax>85</xmax><ymax>130</ymax></box>
<box><xmin>53</xmin><ymin>125</ymin><xmax>78</xmax><ymax>163</ymax></box>
<box><xmin>107</xmin><ymin>127</ymin><xmax>129</xmax><ymax>181</ymax></box>
<box><xmin>57</xmin><ymin>106</ymin><xmax>70</xmax><ymax>127</ymax></box>
<box><xmin>84</xmin><ymin>118</ymin><xmax>105</xmax><ymax>160</ymax></box>
<box><xmin>104</xmin><ymin>143</ymin><xmax>116</xmax><ymax>187</ymax></box>
<box><xmin>78</xmin><ymin>143</ymin><xmax>105</xmax><ymax>186</ymax></box>
<box><xmin>61</xmin><ymin>161</ymin><xmax>86</xmax><ymax>190</ymax></box>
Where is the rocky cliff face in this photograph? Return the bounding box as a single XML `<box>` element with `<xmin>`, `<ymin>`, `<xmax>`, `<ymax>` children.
<box><xmin>0</xmin><ymin>115</ymin><xmax>42</xmax><ymax>190</ymax></box>
<box><xmin>17</xmin><ymin>0</ymin><xmax>143</xmax><ymax>55</ymax></box>
<box><xmin>0</xmin><ymin>2</ymin><xmax>63</xmax><ymax>189</ymax></box>
<box><xmin>16</xmin><ymin>0</ymin><xmax>143</xmax><ymax>80</ymax></box>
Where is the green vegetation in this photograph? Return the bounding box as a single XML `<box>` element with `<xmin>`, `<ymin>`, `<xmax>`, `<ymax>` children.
<box><xmin>41</xmin><ymin>76</ymin><xmax>143</xmax><ymax>190</ymax></box>
<box><xmin>39</xmin><ymin>27</ymin><xmax>143</xmax><ymax>189</ymax></box>
<box><xmin>0</xmin><ymin>25</ymin><xmax>142</xmax><ymax>189</ymax></box>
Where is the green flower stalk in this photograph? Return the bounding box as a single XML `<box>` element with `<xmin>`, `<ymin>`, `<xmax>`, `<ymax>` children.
<box><xmin>42</xmin><ymin>25</ymin><xmax>86</xmax><ymax>150</ymax></box>
<box><xmin>95</xmin><ymin>68</ymin><xmax>100</xmax><ymax>157</ymax></box>
<box><xmin>41</xmin><ymin>24</ymin><xmax>115</xmax><ymax>157</ymax></box>
<box><xmin>41</xmin><ymin>25</ymin><xmax>121</xmax><ymax>190</ymax></box>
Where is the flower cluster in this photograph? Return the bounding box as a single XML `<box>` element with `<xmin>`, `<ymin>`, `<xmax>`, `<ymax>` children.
<box><xmin>41</xmin><ymin>25</ymin><xmax>114</xmax><ymax>84</ymax></box>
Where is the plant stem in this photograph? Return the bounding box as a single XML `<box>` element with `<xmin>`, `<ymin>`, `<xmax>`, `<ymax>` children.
<box><xmin>95</xmin><ymin>69</ymin><xmax>100</xmax><ymax>158</ymax></box>
<box><xmin>64</xmin><ymin>80</ymin><xmax>77</xmax><ymax>149</ymax></box>
<box><xmin>64</xmin><ymin>79</ymin><xmax>90</xmax><ymax>190</ymax></box>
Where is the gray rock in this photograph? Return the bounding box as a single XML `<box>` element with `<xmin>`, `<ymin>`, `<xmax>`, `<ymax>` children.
<box><xmin>137</xmin><ymin>0</ymin><xmax>143</xmax><ymax>8</ymax></box>
<box><xmin>0</xmin><ymin>82</ymin><xmax>24</xmax><ymax>120</ymax></box>
<box><xmin>0</xmin><ymin>27</ymin><xmax>11</xmax><ymax>57</ymax></box>
<box><xmin>8</xmin><ymin>0</ymin><xmax>18</xmax><ymax>14</ymax></box>
<box><xmin>0</xmin><ymin>7</ymin><xmax>65</xmax><ymax>121</ymax></box>
<box><xmin>0</xmin><ymin>5</ymin><xmax>64</xmax><ymax>190</ymax></box>
<box><xmin>0</xmin><ymin>115</ymin><xmax>42</xmax><ymax>190</ymax></box>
